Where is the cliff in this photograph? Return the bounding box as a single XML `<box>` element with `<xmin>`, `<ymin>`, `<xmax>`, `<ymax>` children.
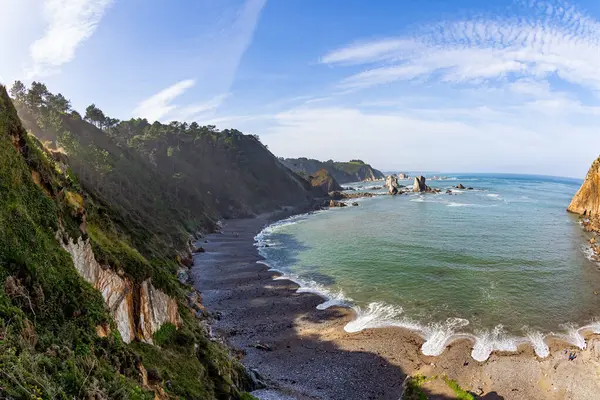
<box><xmin>0</xmin><ymin>84</ymin><xmax>260</xmax><ymax>398</ymax></box>
<box><xmin>568</xmin><ymin>156</ymin><xmax>600</xmax><ymax>232</ymax></box>
<box><xmin>282</xmin><ymin>157</ymin><xmax>384</xmax><ymax>183</ymax></box>
<box><xmin>310</xmin><ymin>168</ymin><xmax>343</xmax><ymax>193</ymax></box>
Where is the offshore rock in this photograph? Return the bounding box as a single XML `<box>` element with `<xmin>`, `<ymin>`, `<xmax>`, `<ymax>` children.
<box><xmin>413</xmin><ymin>176</ymin><xmax>430</xmax><ymax>192</ymax></box>
<box><xmin>385</xmin><ymin>175</ymin><xmax>401</xmax><ymax>195</ymax></box>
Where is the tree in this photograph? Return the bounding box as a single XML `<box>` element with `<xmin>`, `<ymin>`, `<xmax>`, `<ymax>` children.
<box><xmin>26</xmin><ymin>81</ymin><xmax>49</xmax><ymax>109</ymax></box>
<box><xmin>85</xmin><ymin>104</ymin><xmax>106</xmax><ymax>127</ymax></box>
<box><xmin>9</xmin><ymin>80</ymin><xmax>26</xmax><ymax>102</ymax></box>
<box><xmin>47</xmin><ymin>93</ymin><xmax>71</xmax><ymax>114</ymax></box>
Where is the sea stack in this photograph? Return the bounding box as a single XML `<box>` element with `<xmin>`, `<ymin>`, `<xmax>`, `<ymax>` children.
<box><xmin>568</xmin><ymin>156</ymin><xmax>600</xmax><ymax>232</ymax></box>
<box><xmin>385</xmin><ymin>175</ymin><xmax>400</xmax><ymax>195</ymax></box>
<box><xmin>413</xmin><ymin>176</ymin><xmax>429</xmax><ymax>192</ymax></box>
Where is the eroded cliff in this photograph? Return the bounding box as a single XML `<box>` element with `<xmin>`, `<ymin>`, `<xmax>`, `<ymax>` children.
<box><xmin>61</xmin><ymin>236</ymin><xmax>180</xmax><ymax>343</ymax></box>
<box><xmin>568</xmin><ymin>156</ymin><xmax>600</xmax><ymax>231</ymax></box>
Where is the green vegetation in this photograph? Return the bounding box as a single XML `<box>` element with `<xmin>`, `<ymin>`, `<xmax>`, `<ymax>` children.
<box><xmin>1</xmin><ymin>80</ymin><xmax>302</xmax><ymax>398</ymax></box>
<box><xmin>443</xmin><ymin>376</ymin><xmax>475</xmax><ymax>400</ymax></box>
<box><xmin>282</xmin><ymin>157</ymin><xmax>385</xmax><ymax>184</ymax></box>
<box><xmin>0</xmin><ymin>84</ymin><xmax>147</xmax><ymax>399</ymax></box>
<box><xmin>403</xmin><ymin>375</ymin><xmax>433</xmax><ymax>400</ymax></box>
<box><xmin>403</xmin><ymin>375</ymin><xmax>475</xmax><ymax>400</ymax></box>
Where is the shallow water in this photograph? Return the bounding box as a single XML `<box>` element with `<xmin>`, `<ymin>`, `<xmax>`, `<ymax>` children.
<box><xmin>255</xmin><ymin>174</ymin><xmax>600</xmax><ymax>360</ymax></box>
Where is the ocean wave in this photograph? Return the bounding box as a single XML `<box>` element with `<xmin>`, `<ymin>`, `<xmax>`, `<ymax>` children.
<box><xmin>470</xmin><ymin>325</ymin><xmax>519</xmax><ymax>361</ymax></box>
<box><xmin>253</xmin><ymin>212</ymin><xmax>597</xmax><ymax>362</ymax></box>
<box><xmin>420</xmin><ymin>318</ymin><xmax>470</xmax><ymax>356</ymax></box>
<box><xmin>582</xmin><ymin>245</ymin><xmax>600</xmax><ymax>265</ymax></box>
<box><xmin>344</xmin><ymin>302</ymin><xmax>404</xmax><ymax>332</ymax></box>
<box><xmin>447</xmin><ymin>202</ymin><xmax>476</xmax><ymax>207</ymax></box>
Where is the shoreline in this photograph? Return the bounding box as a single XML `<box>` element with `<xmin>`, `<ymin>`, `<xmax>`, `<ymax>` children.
<box><xmin>192</xmin><ymin>210</ymin><xmax>600</xmax><ymax>399</ymax></box>
<box><xmin>255</xmin><ymin>209</ymin><xmax>600</xmax><ymax>362</ymax></box>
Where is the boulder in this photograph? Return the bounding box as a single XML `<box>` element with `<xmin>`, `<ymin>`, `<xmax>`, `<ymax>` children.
<box><xmin>413</xmin><ymin>176</ymin><xmax>429</xmax><ymax>192</ymax></box>
<box><xmin>352</xmin><ymin>202</ymin><xmax>359</xmax><ymax>206</ymax></box>
<box><xmin>385</xmin><ymin>175</ymin><xmax>401</xmax><ymax>195</ymax></box>
<box><xmin>328</xmin><ymin>200</ymin><xmax>347</xmax><ymax>208</ymax></box>
<box><xmin>455</xmin><ymin>184</ymin><xmax>465</xmax><ymax>189</ymax></box>
<box><xmin>446</xmin><ymin>189</ymin><xmax>452</xmax><ymax>194</ymax></box>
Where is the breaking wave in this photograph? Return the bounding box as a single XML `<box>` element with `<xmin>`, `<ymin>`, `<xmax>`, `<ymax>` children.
<box><xmin>253</xmin><ymin>202</ymin><xmax>598</xmax><ymax>362</ymax></box>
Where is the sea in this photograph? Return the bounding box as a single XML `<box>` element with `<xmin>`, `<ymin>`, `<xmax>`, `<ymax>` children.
<box><xmin>255</xmin><ymin>174</ymin><xmax>600</xmax><ymax>361</ymax></box>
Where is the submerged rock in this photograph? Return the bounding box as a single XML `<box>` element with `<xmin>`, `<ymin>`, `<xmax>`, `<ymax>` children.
<box><xmin>455</xmin><ymin>184</ymin><xmax>465</xmax><ymax>189</ymax></box>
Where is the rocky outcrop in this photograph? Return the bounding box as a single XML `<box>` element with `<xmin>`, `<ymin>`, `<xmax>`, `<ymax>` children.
<box><xmin>282</xmin><ymin>158</ymin><xmax>385</xmax><ymax>183</ymax></box>
<box><xmin>310</xmin><ymin>168</ymin><xmax>343</xmax><ymax>193</ymax></box>
<box><xmin>385</xmin><ymin>175</ymin><xmax>401</xmax><ymax>195</ymax></box>
<box><xmin>398</xmin><ymin>173</ymin><xmax>409</xmax><ymax>180</ymax></box>
<box><xmin>61</xmin><ymin>236</ymin><xmax>180</xmax><ymax>343</ymax></box>
<box><xmin>328</xmin><ymin>200</ymin><xmax>347</xmax><ymax>208</ymax></box>
<box><xmin>568</xmin><ymin>156</ymin><xmax>600</xmax><ymax>232</ymax></box>
<box><xmin>413</xmin><ymin>176</ymin><xmax>430</xmax><ymax>192</ymax></box>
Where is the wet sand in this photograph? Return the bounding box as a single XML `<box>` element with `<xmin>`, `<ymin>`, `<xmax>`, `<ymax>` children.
<box><xmin>192</xmin><ymin>213</ymin><xmax>600</xmax><ymax>400</ymax></box>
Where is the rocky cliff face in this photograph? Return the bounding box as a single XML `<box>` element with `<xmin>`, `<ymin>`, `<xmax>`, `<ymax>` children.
<box><xmin>61</xmin><ymin>236</ymin><xmax>180</xmax><ymax>343</ymax></box>
<box><xmin>282</xmin><ymin>158</ymin><xmax>384</xmax><ymax>183</ymax></box>
<box><xmin>310</xmin><ymin>168</ymin><xmax>343</xmax><ymax>193</ymax></box>
<box><xmin>568</xmin><ymin>156</ymin><xmax>600</xmax><ymax>232</ymax></box>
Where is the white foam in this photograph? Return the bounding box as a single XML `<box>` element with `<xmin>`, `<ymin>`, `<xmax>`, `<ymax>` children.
<box><xmin>253</xmin><ymin>211</ymin><xmax>599</xmax><ymax>363</ymax></box>
<box><xmin>420</xmin><ymin>318</ymin><xmax>470</xmax><ymax>356</ymax></box>
<box><xmin>471</xmin><ymin>325</ymin><xmax>519</xmax><ymax>361</ymax></box>
<box><xmin>582</xmin><ymin>245</ymin><xmax>600</xmax><ymax>265</ymax></box>
<box><xmin>447</xmin><ymin>202</ymin><xmax>475</xmax><ymax>207</ymax></box>
<box><xmin>525</xmin><ymin>329</ymin><xmax>549</xmax><ymax>358</ymax></box>
<box><xmin>344</xmin><ymin>302</ymin><xmax>403</xmax><ymax>332</ymax></box>
<box><xmin>556</xmin><ymin>324</ymin><xmax>587</xmax><ymax>349</ymax></box>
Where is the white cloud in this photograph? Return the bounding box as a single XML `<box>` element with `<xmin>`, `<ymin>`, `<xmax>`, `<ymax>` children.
<box><xmin>133</xmin><ymin>80</ymin><xmax>196</xmax><ymax>122</ymax></box>
<box><xmin>321</xmin><ymin>38</ymin><xmax>417</xmax><ymax>65</ymax></box>
<box><xmin>168</xmin><ymin>93</ymin><xmax>230</xmax><ymax>122</ymax></box>
<box><xmin>28</xmin><ymin>0</ymin><xmax>113</xmax><ymax>77</ymax></box>
<box><xmin>262</xmin><ymin>102</ymin><xmax>599</xmax><ymax>177</ymax></box>
<box><xmin>323</xmin><ymin>0</ymin><xmax>600</xmax><ymax>92</ymax></box>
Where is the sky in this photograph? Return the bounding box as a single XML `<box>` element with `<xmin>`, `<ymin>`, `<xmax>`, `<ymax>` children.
<box><xmin>1</xmin><ymin>0</ymin><xmax>600</xmax><ymax>177</ymax></box>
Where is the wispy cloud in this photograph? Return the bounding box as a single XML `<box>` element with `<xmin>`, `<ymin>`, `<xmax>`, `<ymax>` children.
<box><xmin>28</xmin><ymin>0</ymin><xmax>113</xmax><ymax>77</ymax></box>
<box><xmin>133</xmin><ymin>80</ymin><xmax>196</xmax><ymax>122</ymax></box>
<box><xmin>323</xmin><ymin>0</ymin><xmax>600</xmax><ymax>92</ymax></box>
<box><xmin>168</xmin><ymin>93</ymin><xmax>230</xmax><ymax>122</ymax></box>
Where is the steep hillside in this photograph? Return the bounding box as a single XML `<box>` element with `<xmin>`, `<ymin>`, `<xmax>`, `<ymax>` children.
<box><xmin>309</xmin><ymin>168</ymin><xmax>343</xmax><ymax>193</ymax></box>
<box><xmin>12</xmin><ymin>82</ymin><xmax>315</xmax><ymax>259</ymax></box>
<box><xmin>568</xmin><ymin>155</ymin><xmax>600</xmax><ymax>232</ymax></box>
<box><xmin>0</xmin><ymin>83</ymin><xmax>268</xmax><ymax>398</ymax></box>
<box><xmin>282</xmin><ymin>157</ymin><xmax>384</xmax><ymax>183</ymax></box>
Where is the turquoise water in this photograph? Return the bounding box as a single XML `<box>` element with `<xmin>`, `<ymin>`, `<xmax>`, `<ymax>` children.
<box><xmin>256</xmin><ymin>174</ymin><xmax>600</xmax><ymax>360</ymax></box>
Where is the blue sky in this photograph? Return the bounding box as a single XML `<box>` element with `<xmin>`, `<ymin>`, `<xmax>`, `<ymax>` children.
<box><xmin>2</xmin><ymin>0</ymin><xmax>600</xmax><ymax>177</ymax></box>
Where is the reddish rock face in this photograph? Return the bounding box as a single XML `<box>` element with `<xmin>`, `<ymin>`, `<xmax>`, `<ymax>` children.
<box><xmin>568</xmin><ymin>156</ymin><xmax>600</xmax><ymax>231</ymax></box>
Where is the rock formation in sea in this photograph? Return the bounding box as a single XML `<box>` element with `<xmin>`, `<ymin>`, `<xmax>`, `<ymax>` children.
<box><xmin>568</xmin><ymin>156</ymin><xmax>600</xmax><ymax>233</ymax></box>
<box><xmin>413</xmin><ymin>176</ymin><xmax>430</xmax><ymax>192</ymax></box>
<box><xmin>398</xmin><ymin>173</ymin><xmax>409</xmax><ymax>179</ymax></box>
<box><xmin>385</xmin><ymin>175</ymin><xmax>401</xmax><ymax>195</ymax></box>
